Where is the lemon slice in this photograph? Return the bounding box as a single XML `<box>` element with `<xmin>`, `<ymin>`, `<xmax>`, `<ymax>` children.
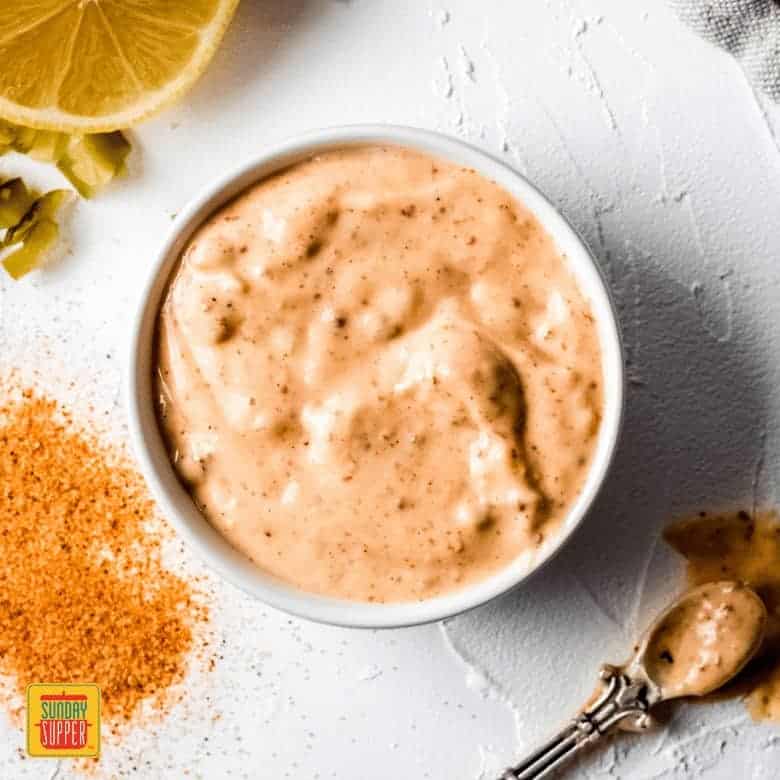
<box><xmin>0</xmin><ymin>0</ymin><xmax>240</xmax><ymax>133</ymax></box>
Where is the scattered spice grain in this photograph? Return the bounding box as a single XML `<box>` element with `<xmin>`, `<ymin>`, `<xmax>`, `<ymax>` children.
<box><xmin>0</xmin><ymin>388</ymin><xmax>209</xmax><ymax>725</ymax></box>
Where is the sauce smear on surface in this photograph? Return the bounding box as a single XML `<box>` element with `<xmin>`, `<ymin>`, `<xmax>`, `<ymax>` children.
<box><xmin>665</xmin><ymin>510</ymin><xmax>780</xmax><ymax>720</ymax></box>
<box><xmin>156</xmin><ymin>145</ymin><xmax>603</xmax><ymax>602</ymax></box>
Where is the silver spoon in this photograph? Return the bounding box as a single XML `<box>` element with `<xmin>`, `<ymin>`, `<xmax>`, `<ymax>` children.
<box><xmin>500</xmin><ymin>581</ymin><xmax>767</xmax><ymax>780</ymax></box>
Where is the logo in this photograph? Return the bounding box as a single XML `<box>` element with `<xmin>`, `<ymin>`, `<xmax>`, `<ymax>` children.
<box><xmin>26</xmin><ymin>684</ymin><xmax>100</xmax><ymax>758</ymax></box>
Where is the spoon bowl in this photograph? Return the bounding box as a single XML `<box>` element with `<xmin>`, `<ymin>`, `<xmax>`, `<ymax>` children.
<box><xmin>633</xmin><ymin>580</ymin><xmax>767</xmax><ymax>701</ymax></box>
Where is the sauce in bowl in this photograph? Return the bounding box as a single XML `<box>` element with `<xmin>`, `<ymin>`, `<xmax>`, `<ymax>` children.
<box><xmin>155</xmin><ymin>145</ymin><xmax>603</xmax><ymax>602</ymax></box>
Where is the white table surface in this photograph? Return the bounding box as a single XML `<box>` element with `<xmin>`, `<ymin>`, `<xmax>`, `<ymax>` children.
<box><xmin>2</xmin><ymin>1</ymin><xmax>780</xmax><ymax>778</ymax></box>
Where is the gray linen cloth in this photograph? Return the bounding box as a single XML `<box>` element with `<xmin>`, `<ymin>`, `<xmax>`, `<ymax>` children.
<box><xmin>670</xmin><ymin>0</ymin><xmax>780</xmax><ymax>100</ymax></box>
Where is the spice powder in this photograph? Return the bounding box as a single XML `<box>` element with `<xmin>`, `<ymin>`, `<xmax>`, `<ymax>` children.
<box><xmin>0</xmin><ymin>388</ymin><xmax>209</xmax><ymax>727</ymax></box>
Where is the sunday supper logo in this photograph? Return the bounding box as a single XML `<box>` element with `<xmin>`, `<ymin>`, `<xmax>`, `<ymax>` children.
<box><xmin>26</xmin><ymin>684</ymin><xmax>100</xmax><ymax>758</ymax></box>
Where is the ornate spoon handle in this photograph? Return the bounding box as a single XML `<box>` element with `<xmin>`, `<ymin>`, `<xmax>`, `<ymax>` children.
<box><xmin>500</xmin><ymin>665</ymin><xmax>656</xmax><ymax>780</ymax></box>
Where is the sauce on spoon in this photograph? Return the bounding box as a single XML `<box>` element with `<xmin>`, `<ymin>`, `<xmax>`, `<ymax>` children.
<box><xmin>640</xmin><ymin>581</ymin><xmax>767</xmax><ymax>698</ymax></box>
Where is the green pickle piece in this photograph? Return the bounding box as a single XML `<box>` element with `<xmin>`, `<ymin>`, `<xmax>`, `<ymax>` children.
<box><xmin>0</xmin><ymin>121</ymin><xmax>15</xmax><ymax>154</ymax></box>
<box><xmin>57</xmin><ymin>131</ymin><xmax>131</xmax><ymax>198</ymax></box>
<box><xmin>17</xmin><ymin>128</ymin><xmax>38</xmax><ymax>153</ymax></box>
<box><xmin>2</xmin><ymin>189</ymin><xmax>73</xmax><ymax>279</ymax></box>
<box><xmin>0</xmin><ymin>178</ymin><xmax>36</xmax><ymax>229</ymax></box>
<box><xmin>0</xmin><ymin>120</ymin><xmax>67</xmax><ymax>160</ymax></box>
<box><xmin>28</xmin><ymin>131</ymin><xmax>69</xmax><ymax>163</ymax></box>
<box><xmin>0</xmin><ymin>120</ymin><xmax>130</xmax><ymax>197</ymax></box>
<box><xmin>4</xmin><ymin>188</ymin><xmax>72</xmax><ymax>245</ymax></box>
<box><xmin>0</xmin><ymin>120</ymin><xmax>130</xmax><ymax>278</ymax></box>
<box><xmin>32</xmin><ymin>189</ymin><xmax>72</xmax><ymax>220</ymax></box>
<box><xmin>2</xmin><ymin>219</ymin><xmax>59</xmax><ymax>280</ymax></box>
<box><xmin>7</xmin><ymin>124</ymin><xmax>37</xmax><ymax>154</ymax></box>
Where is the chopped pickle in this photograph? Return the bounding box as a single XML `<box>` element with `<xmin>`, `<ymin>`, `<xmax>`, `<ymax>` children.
<box><xmin>0</xmin><ymin>120</ymin><xmax>130</xmax><ymax>278</ymax></box>
<box><xmin>0</xmin><ymin>121</ymin><xmax>15</xmax><ymax>152</ymax></box>
<box><xmin>0</xmin><ymin>119</ymin><xmax>41</xmax><ymax>153</ymax></box>
<box><xmin>33</xmin><ymin>189</ymin><xmax>72</xmax><ymax>220</ymax></box>
<box><xmin>2</xmin><ymin>220</ymin><xmax>59</xmax><ymax>280</ymax></box>
<box><xmin>0</xmin><ymin>178</ymin><xmax>36</xmax><ymax>229</ymax></box>
<box><xmin>28</xmin><ymin>131</ymin><xmax>69</xmax><ymax>163</ymax></box>
<box><xmin>5</xmin><ymin>123</ymin><xmax>37</xmax><ymax>154</ymax></box>
<box><xmin>56</xmin><ymin>132</ymin><xmax>131</xmax><ymax>198</ymax></box>
<box><xmin>0</xmin><ymin>120</ymin><xmax>130</xmax><ymax>197</ymax></box>
<box><xmin>4</xmin><ymin>189</ymin><xmax>72</xmax><ymax>246</ymax></box>
<box><xmin>1</xmin><ymin>189</ymin><xmax>73</xmax><ymax>280</ymax></box>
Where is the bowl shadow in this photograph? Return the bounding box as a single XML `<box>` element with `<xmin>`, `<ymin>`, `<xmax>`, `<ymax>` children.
<box><xmin>487</xmin><ymin>239</ymin><xmax>769</xmax><ymax>629</ymax></box>
<box><xmin>443</xmin><ymin>219</ymin><xmax>770</xmax><ymax>771</ymax></box>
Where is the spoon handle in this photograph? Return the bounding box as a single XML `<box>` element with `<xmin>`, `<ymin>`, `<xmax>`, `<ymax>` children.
<box><xmin>500</xmin><ymin>665</ymin><xmax>654</xmax><ymax>780</ymax></box>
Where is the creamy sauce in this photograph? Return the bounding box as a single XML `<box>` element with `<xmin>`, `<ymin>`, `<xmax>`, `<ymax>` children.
<box><xmin>665</xmin><ymin>510</ymin><xmax>780</xmax><ymax>720</ymax></box>
<box><xmin>155</xmin><ymin>145</ymin><xmax>603</xmax><ymax>602</ymax></box>
<box><xmin>642</xmin><ymin>581</ymin><xmax>765</xmax><ymax>698</ymax></box>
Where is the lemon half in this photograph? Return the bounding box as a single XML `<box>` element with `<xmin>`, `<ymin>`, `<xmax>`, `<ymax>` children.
<box><xmin>0</xmin><ymin>0</ymin><xmax>240</xmax><ymax>133</ymax></box>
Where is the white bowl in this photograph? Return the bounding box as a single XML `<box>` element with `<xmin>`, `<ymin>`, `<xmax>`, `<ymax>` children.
<box><xmin>127</xmin><ymin>124</ymin><xmax>624</xmax><ymax>629</ymax></box>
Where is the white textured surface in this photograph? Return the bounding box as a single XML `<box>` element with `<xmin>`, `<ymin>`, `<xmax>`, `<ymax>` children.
<box><xmin>2</xmin><ymin>1</ymin><xmax>780</xmax><ymax>777</ymax></box>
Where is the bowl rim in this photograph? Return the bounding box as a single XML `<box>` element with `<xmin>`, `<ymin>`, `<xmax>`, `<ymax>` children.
<box><xmin>126</xmin><ymin>123</ymin><xmax>625</xmax><ymax>629</ymax></box>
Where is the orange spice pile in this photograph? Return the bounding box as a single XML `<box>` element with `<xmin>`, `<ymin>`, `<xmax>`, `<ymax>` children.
<box><xmin>0</xmin><ymin>388</ymin><xmax>209</xmax><ymax>725</ymax></box>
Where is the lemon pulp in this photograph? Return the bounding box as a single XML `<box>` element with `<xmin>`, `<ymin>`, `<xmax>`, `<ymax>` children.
<box><xmin>0</xmin><ymin>0</ymin><xmax>240</xmax><ymax>132</ymax></box>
